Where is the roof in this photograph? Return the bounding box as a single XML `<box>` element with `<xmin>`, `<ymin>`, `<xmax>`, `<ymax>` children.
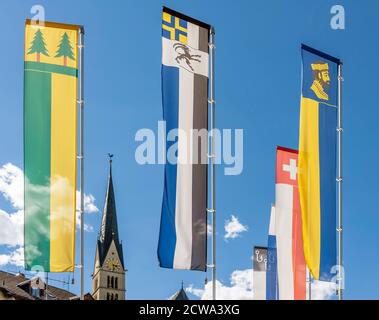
<box><xmin>97</xmin><ymin>157</ymin><xmax>124</xmax><ymax>268</ymax></box>
<box><xmin>169</xmin><ymin>287</ymin><xmax>190</xmax><ymax>300</ymax></box>
<box><xmin>0</xmin><ymin>271</ymin><xmax>76</xmax><ymax>300</ymax></box>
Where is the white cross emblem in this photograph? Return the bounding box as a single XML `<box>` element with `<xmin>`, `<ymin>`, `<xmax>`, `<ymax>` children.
<box><xmin>282</xmin><ymin>159</ymin><xmax>297</xmax><ymax>181</ymax></box>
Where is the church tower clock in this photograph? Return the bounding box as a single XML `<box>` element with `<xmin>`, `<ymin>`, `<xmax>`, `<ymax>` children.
<box><xmin>92</xmin><ymin>155</ymin><xmax>126</xmax><ymax>300</ymax></box>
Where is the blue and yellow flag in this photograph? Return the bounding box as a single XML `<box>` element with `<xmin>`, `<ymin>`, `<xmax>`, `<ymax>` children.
<box><xmin>298</xmin><ymin>45</ymin><xmax>340</xmax><ymax>281</ymax></box>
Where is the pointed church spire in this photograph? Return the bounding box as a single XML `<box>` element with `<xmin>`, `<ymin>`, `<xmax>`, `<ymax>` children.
<box><xmin>169</xmin><ymin>282</ymin><xmax>189</xmax><ymax>300</ymax></box>
<box><xmin>100</xmin><ymin>153</ymin><xmax>119</xmax><ymax>244</ymax></box>
<box><xmin>98</xmin><ymin>154</ymin><xmax>124</xmax><ymax>268</ymax></box>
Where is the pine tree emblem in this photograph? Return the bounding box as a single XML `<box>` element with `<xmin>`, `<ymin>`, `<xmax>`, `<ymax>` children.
<box><xmin>28</xmin><ymin>29</ymin><xmax>49</xmax><ymax>62</ymax></box>
<box><xmin>55</xmin><ymin>32</ymin><xmax>75</xmax><ymax>66</ymax></box>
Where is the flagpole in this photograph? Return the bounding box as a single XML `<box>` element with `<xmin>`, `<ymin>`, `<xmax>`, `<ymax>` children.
<box><xmin>209</xmin><ymin>26</ymin><xmax>216</xmax><ymax>301</ymax></box>
<box><xmin>45</xmin><ymin>272</ymin><xmax>49</xmax><ymax>300</ymax></box>
<box><xmin>337</xmin><ymin>62</ymin><xmax>343</xmax><ymax>300</ymax></box>
<box><xmin>78</xmin><ymin>26</ymin><xmax>85</xmax><ymax>300</ymax></box>
<box><xmin>307</xmin><ymin>269</ymin><xmax>312</xmax><ymax>300</ymax></box>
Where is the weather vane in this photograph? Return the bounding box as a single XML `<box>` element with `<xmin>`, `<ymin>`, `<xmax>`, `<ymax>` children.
<box><xmin>108</xmin><ymin>153</ymin><xmax>114</xmax><ymax>163</ymax></box>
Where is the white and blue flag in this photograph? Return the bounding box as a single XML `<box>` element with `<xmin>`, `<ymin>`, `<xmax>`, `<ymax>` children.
<box><xmin>266</xmin><ymin>205</ymin><xmax>278</xmax><ymax>300</ymax></box>
<box><xmin>158</xmin><ymin>7</ymin><xmax>210</xmax><ymax>271</ymax></box>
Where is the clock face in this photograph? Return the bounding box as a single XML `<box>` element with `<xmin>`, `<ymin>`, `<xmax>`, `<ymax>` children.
<box><xmin>105</xmin><ymin>257</ymin><xmax>121</xmax><ymax>272</ymax></box>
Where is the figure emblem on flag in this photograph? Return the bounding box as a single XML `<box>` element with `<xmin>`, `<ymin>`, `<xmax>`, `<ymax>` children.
<box><xmin>310</xmin><ymin>61</ymin><xmax>331</xmax><ymax>101</ymax></box>
<box><xmin>173</xmin><ymin>43</ymin><xmax>201</xmax><ymax>71</ymax></box>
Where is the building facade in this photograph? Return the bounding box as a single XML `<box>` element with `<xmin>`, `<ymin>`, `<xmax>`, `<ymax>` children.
<box><xmin>0</xmin><ymin>271</ymin><xmax>76</xmax><ymax>300</ymax></box>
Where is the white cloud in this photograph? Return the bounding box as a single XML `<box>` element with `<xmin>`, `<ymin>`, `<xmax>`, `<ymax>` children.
<box><xmin>0</xmin><ymin>209</ymin><xmax>24</xmax><ymax>247</ymax></box>
<box><xmin>0</xmin><ymin>163</ymin><xmax>99</xmax><ymax>267</ymax></box>
<box><xmin>77</xmin><ymin>192</ymin><xmax>99</xmax><ymax>214</ymax></box>
<box><xmin>186</xmin><ymin>268</ymin><xmax>335</xmax><ymax>300</ymax></box>
<box><xmin>76</xmin><ymin>191</ymin><xmax>99</xmax><ymax>232</ymax></box>
<box><xmin>76</xmin><ymin>211</ymin><xmax>95</xmax><ymax>232</ymax></box>
<box><xmin>0</xmin><ymin>247</ymin><xmax>24</xmax><ymax>267</ymax></box>
<box><xmin>224</xmin><ymin>215</ymin><xmax>248</xmax><ymax>240</ymax></box>
<box><xmin>0</xmin><ymin>163</ymin><xmax>24</xmax><ymax>209</ymax></box>
<box><xmin>186</xmin><ymin>269</ymin><xmax>254</xmax><ymax>300</ymax></box>
<box><xmin>0</xmin><ymin>254</ymin><xmax>8</xmax><ymax>266</ymax></box>
<box><xmin>311</xmin><ymin>280</ymin><xmax>336</xmax><ymax>300</ymax></box>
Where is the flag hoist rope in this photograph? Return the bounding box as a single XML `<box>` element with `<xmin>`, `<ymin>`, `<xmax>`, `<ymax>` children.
<box><xmin>78</xmin><ymin>26</ymin><xmax>85</xmax><ymax>300</ymax></box>
<box><xmin>337</xmin><ymin>62</ymin><xmax>343</xmax><ymax>300</ymax></box>
<box><xmin>206</xmin><ymin>27</ymin><xmax>216</xmax><ymax>300</ymax></box>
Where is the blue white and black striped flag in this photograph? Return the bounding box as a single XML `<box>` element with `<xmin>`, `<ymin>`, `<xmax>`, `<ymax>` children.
<box><xmin>158</xmin><ymin>7</ymin><xmax>210</xmax><ymax>271</ymax></box>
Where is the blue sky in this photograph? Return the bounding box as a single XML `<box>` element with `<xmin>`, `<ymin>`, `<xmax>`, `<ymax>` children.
<box><xmin>0</xmin><ymin>0</ymin><xmax>378</xmax><ymax>299</ymax></box>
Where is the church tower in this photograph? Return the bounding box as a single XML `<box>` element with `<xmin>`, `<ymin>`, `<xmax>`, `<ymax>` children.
<box><xmin>92</xmin><ymin>156</ymin><xmax>126</xmax><ymax>300</ymax></box>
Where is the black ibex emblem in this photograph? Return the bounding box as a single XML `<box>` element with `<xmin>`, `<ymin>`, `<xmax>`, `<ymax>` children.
<box><xmin>173</xmin><ymin>43</ymin><xmax>201</xmax><ymax>71</ymax></box>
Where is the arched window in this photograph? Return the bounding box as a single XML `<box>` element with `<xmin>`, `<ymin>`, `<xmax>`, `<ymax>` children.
<box><xmin>107</xmin><ymin>293</ymin><xmax>110</xmax><ymax>300</ymax></box>
<box><xmin>111</xmin><ymin>277</ymin><xmax>114</xmax><ymax>289</ymax></box>
<box><xmin>107</xmin><ymin>276</ymin><xmax>110</xmax><ymax>288</ymax></box>
<box><xmin>115</xmin><ymin>294</ymin><xmax>118</xmax><ymax>300</ymax></box>
<box><xmin>111</xmin><ymin>293</ymin><xmax>114</xmax><ymax>300</ymax></box>
<box><xmin>115</xmin><ymin>277</ymin><xmax>118</xmax><ymax>289</ymax></box>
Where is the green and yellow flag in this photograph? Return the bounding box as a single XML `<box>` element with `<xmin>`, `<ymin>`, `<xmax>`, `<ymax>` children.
<box><xmin>24</xmin><ymin>20</ymin><xmax>80</xmax><ymax>272</ymax></box>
